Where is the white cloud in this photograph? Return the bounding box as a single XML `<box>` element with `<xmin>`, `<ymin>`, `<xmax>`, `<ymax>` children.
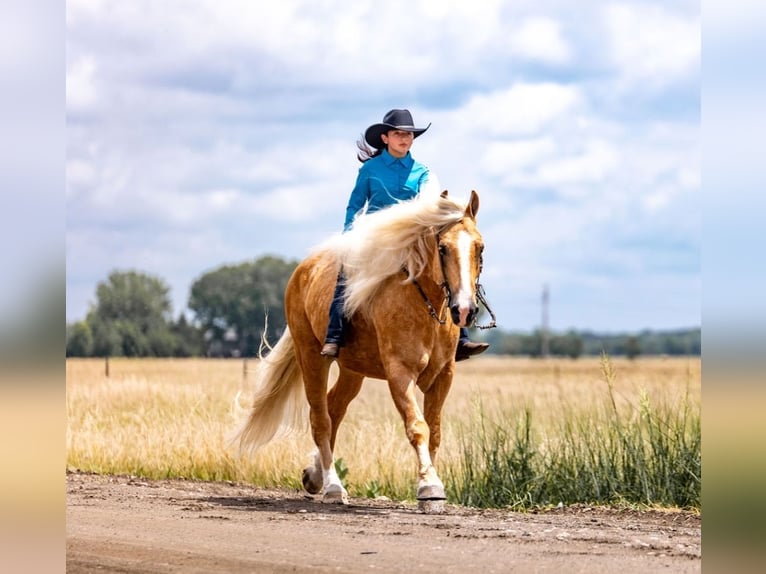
<box><xmin>66</xmin><ymin>0</ymin><xmax>106</xmax><ymax>21</ymax></box>
<box><xmin>508</xmin><ymin>17</ymin><xmax>571</xmax><ymax>64</ymax></box>
<box><xmin>604</xmin><ymin>2</ymin><xmax>699</xmax><ymax>91</ymax></box>
<box><xmin>483</xmin><ymin>137</ymin><xmax>557</xmax><ymax>175</ymax></box>
<box><xmin>642</xmin><ymin>184</ymin><xmax>674</xmax><ymax>212</ymax></box>
<box><xmin>65</xmin><ymin>158</ymin><xmax>97</xmax><ymax>199</ymax></box>
<box><xmin>481</xmin><ymin>137</ymin><xmax>622</xmax><ymax>194</ymax></box>
<box><xmin>533</xmin><ymin>139</ymin><xmax>619</xmax><ymax>188</ymax></box>
<box><xmin>457</xmin><ymin>83</ymin><xmax>582</xmax><ymax>137</ymax></box>
<box><xmin>65</xmin><ymin>0</ymin><xmax>505</xmax><ymax>90</ymax></box>
<box><xmin>255</xmin><ymin>184</ymin><xmax>340</xmax><ymax>223</ymax></box>
<box><xmin>66</xmin><ymin>55</ymin><xmax>98</xmax><ymax>111</ymax></box>
<box><xmin>65</xmin><ymin>1</ymin><xmax>700</xmax><ymax>331</ymax></box>
<box><xmin>677</xmin><ymin>167</ymin><xmax>700</xmax><ymax>189</ymax></box>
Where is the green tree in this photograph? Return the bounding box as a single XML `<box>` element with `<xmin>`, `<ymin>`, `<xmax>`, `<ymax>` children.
<box><xmin>625</xmin><ymin>335</ymin><xmax>641</xmax><ymax>360</ymax></box>
<box><xmin>87</xmin><ymin>270</ymin><xmax>176</xmax><ymax>357</ymax></box>
<box><xmin>171</xmin><ymin>313</ymin><xmax>205</xmax><ymax>357</ymax></box>
<box><xmin>88</xmin><ymin>314</ymin><xmax>122</xmax><ymax>357</ymax></box>
<box><xmin>520</xmin><ymin>330</ymin><xmax>543</xmax><ymax>358</ymax></box>
<box><xmin>188</xmin><ymin>256</ymin><xmax>297</xmax><ymax>357</ymax></box>
<box><xmin>550</xmin><ymin>330</ymin><xmax>584</xmax><ymax>359</ymax></box>
<box><xmin>66</xmin><ymin>321</ymin><xmax>93</xmax><ymax>357</ymax></box>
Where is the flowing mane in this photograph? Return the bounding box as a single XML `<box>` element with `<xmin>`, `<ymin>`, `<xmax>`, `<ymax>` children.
<box><xmin>319</xmin><ymin>193</ymin><xmax>466</xmax><ymax>318</ymax></box>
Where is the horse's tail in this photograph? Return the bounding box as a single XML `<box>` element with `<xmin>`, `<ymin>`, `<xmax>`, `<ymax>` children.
<box><xmin>234</xmin><ymin>327</ymin><xmax>306</xmax><ymax>455</ymax></box>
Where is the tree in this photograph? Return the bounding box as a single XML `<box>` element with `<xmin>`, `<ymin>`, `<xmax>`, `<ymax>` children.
<box><xmin>66</xmin><ymin>321</ymin><xmax>93</xmax><ymax>357</ymax></box>
<box><xmin>171</xmin><ymin>313</ymin><xmax>205</xmax><ymax>357</ymax></box>
<box><xmin>550</xmin><ymin>330</ymin><xmax>584</xmax><ymax>359</ymax></box>
<box><xmin>87</xmin><ymin>270</ymin><xmax>176</xmax><ymax>357</ymax></box>
<box><xmin>520</xmin><ymin>330</ymin><xmax>543</xmax><ymax>357</ymax></box>
<box><xmin>625</xmin><ymin>336</ymin><xmax>641</xmax><ymax>360</ymax></box>
<box><xmin>188</xmin><ymin>256</ymin><xmax>298</xmax><ymax>357</ymax></box>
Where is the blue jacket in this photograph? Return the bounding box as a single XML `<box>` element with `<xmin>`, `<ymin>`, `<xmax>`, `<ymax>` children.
<box><xmin>343</xmin><ymin>149</ymin><xmax>432</xmax><ymax>231</ymax></box>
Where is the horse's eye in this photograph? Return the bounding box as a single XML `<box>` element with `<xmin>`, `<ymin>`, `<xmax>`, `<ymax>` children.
<box><xmin>438</xmin><ymin>244</ymin><xmax>447</xmax><ymax>255</ymax></box>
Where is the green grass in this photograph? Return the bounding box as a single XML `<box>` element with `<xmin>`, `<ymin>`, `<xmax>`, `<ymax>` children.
<box><xmin>445</xmin><ymin>354</ymin><xmax>701</xmax><ymax>510</ymax></box>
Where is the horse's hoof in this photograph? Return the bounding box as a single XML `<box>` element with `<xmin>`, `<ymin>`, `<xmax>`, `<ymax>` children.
<box><xmin>301</xmin><ymin>467</ymin><xmax>321</xmax><ymax>495</ymax></box>
<box><xmin>418</xmin><ymin>499</ymin><xmax>446</xmax><ymax>514</ymax></box>
<box><xmin>416</xmin><ymin>484</ymin><xmax>446</xmax><ymax>501</ymax></box>
<box><xmin>322</xmin><ymin>488</ymin><xmax>349</xmax><ymax>504</ymax></box>
<box><xmin>417</xmin><ymin>483</ymin><xmax>446</xmax><ymax>512</ymax></box>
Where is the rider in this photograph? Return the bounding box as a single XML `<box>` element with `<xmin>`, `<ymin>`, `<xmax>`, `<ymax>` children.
<box><xmin>320</xmin><ymin>108</ymin><xmax>489</xmax><ymax>362</ymax></box>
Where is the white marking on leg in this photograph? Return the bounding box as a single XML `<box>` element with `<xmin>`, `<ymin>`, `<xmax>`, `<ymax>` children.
<box><xmin>321</xmin><ymin>458</ymin><xmax>349</xmax><ymax>503</ymax></box>
<box><xmin>323</xmin><ymin>462</ymin><xmax>342</xmax><ymax>491</ymax></box>
<box><xmin>416</xmin><ymin>442</ymin><xmax>444</xmax><ymax>499</ymax></box>
<box><xmin>416</xmin><ymin>443</ymin><xmax>437</xmax><ymax>482</ymax></box>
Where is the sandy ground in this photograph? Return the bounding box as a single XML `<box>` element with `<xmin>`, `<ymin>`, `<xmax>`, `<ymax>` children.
<box><xmin>66</xmin><ymin>471</ymin><xmax>700</xmax><ymax>573</ymax></box>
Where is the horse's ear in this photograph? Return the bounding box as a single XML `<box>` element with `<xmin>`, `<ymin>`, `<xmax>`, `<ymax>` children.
<box><xmin>465</xmin><ymin>190</ymin><xmax>480</xmax><ymax>219</ymax></box>
<box><xmin>440</xmin><ymin>189</ymin><xmax>449</xmax><ymax>198</ymax></box>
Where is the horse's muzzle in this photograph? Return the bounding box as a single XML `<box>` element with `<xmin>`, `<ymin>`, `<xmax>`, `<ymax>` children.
<box><xmin>450</xmin><ymin>301</ymin><xmax>478</xmax><ymax>327</ymax></box>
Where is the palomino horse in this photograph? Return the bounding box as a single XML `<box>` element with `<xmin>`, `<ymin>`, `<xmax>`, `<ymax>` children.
<box><xmin>236</xmin><ymin>190</ymin><xmax>486</xmax><ymax>505</ymax></box>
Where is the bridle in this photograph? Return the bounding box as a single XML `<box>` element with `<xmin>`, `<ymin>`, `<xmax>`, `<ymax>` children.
<box><xmin>408</xmin><ymin>220</ymin><xmax>497</xmax><ymax>330</ymax></box>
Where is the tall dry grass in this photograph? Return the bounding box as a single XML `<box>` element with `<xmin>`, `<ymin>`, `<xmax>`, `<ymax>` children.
<box><xmin>66</xmin><ymin>355</ymin><xmax>700</xmax><ymax>508</ymax></box>
<box><xmin>446</xmin><ymin>355</ymin><xmax>700</xmax><ymax>509</ymax></box>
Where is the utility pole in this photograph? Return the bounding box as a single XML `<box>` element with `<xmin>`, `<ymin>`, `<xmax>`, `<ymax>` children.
<box><xmin>541</xmin><ymin>284</ymin><xmax>550</xmax><ymax>358</ymax></box>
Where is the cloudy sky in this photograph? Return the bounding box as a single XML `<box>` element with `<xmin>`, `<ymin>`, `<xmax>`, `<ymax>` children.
<box><xmin>66</xmin><ymin>0</ymin><xmax>700</xmax><ymax>333</ymax></box>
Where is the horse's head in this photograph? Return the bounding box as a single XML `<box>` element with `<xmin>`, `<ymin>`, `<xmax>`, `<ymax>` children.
<box><xmin>436</xmin><ymin>190</ymin><xmax>484</xmax><ymax>328</ymax></box>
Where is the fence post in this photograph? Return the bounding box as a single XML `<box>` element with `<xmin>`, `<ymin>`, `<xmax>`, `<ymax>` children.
<box><xmin>105</xmin><ymin>356</ymin><xmax>110</xmax><ymax>378</ymax></box>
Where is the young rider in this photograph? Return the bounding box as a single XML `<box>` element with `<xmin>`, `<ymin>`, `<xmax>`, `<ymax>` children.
<box><xmin>320</xmin><ymin>108</ymin><xmax>489</xmax><ymax>362</ymax></box>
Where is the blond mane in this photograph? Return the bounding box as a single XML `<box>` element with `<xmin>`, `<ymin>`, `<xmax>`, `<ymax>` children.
<box><xmin>318</xmin><ymin>193</ymin><xmax>466</xmax><ymax>318</ymax></box>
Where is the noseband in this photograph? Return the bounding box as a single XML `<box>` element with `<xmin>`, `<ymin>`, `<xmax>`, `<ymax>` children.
<box><xmin>407</xmin><ymin>220</ymin><xmax>497</xmax><ymax>330</ymax></box>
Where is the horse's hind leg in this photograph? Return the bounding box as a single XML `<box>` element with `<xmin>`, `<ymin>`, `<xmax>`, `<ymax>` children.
<box><xmin>294</xmin><ymin>352</ymin><xmax>352</xmax><ymax>503</ymax></box>
<box><xmin>302</xmin><ymin>366</ymin><xmax>364</xmax><ymax>501</ymax></box>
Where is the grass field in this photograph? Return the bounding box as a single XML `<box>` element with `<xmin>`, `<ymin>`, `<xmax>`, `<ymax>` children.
<box><xmin>66</xmin><ymin>355</ymin><xmax>700</xmax><ymax>510</ymax></box>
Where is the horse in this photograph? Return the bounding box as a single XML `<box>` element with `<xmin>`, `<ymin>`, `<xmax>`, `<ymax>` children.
<box><xmin>235</xmin><ymin>190</ymin><xmax>486</xmax><ymax>505</ymax></box>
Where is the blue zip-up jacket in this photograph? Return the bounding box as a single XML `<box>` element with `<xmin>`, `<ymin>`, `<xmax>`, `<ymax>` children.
<box><xmin>343</xmin><ymin>149</ymin><xmax>434</xmax><ymax>231</ymax></box>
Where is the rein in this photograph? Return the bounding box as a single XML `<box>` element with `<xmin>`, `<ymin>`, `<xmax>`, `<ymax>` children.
<box><xmin>405</xmin><ymin>221</ymin><xmax>497</xmax><ymax>330</ymax></box>
<box><xmin>474</xmin><ymin>281</ymin><xmax>497</xmax><ymax>330</ymax></box>
<box><xmin>472</xmin><ymin>238</ymin><xmax>497</xmax><ymax>330</ymax></box>
<box><xmin>409</xmin><ymin>274</ymin><xmax>448</xmax><ymax>325</ymax></box>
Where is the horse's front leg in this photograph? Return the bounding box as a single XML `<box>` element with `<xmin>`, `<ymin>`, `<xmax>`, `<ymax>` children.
<box><xmin>386</xmin><ymin>368</ymin><xmax>446</xmax><ymax>501</ymax></box>
<box><xmin>423</xmin><ymin>364</ymin><xmax>455</xmax><ymax>469</ymax></box>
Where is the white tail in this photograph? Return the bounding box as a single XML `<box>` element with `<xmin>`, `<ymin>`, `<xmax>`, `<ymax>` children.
<box><xmin>235</xmin><ymin>328</ymin><xmax>306</xmax><ymax>455</ymax></box>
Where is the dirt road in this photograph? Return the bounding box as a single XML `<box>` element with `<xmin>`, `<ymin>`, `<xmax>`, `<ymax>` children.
<box><xmin>66</xmin><ymin>472</ymin><xmax>700</xmax><ymax>573</ymax></box>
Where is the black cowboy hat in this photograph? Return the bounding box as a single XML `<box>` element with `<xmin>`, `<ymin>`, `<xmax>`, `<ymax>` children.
<box><xmin>364</xmin><ymin>109</ymin><xmax>431</xmax><ymax>149</ymax></box>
